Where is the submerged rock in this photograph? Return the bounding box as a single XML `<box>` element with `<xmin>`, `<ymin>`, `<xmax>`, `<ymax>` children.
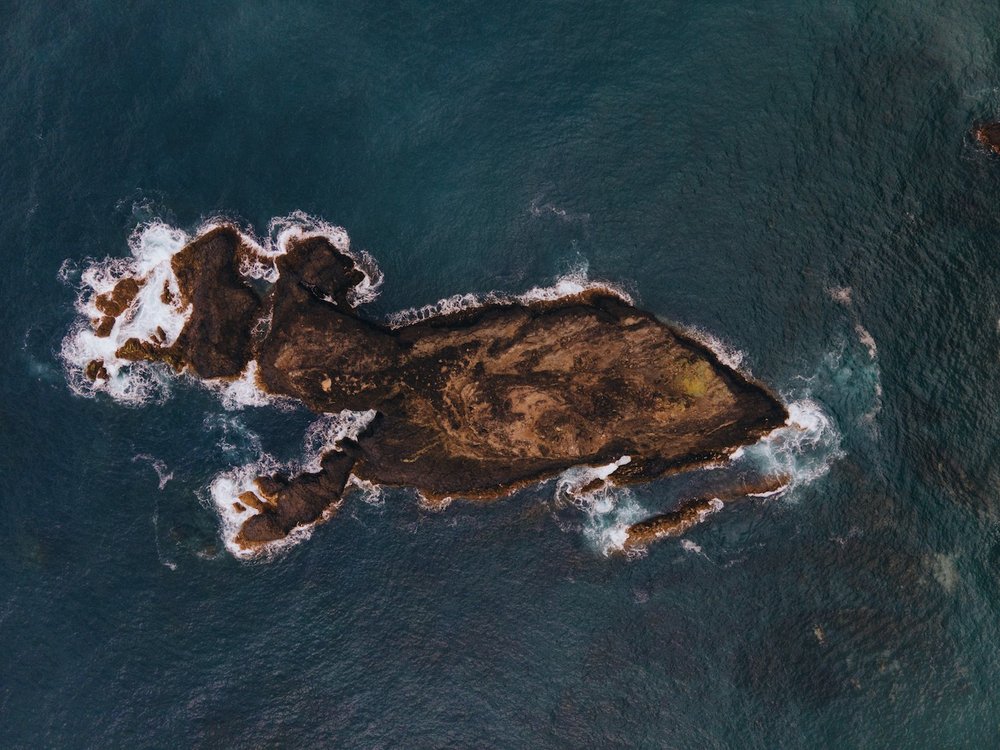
<box><xmin>86</xmin><ymin>225</ymin><xmax>789</xmax><ymax>553</ymax></box>
<box><xmin>622</xmin><ymin>474</ymin><xmax>791</xmax><ymax>551</ymax></box>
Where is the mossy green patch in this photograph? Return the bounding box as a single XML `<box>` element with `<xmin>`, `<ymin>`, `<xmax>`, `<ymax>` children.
<box><xmin>676</xmin><ymin>360</ymin><xmax>713</xmax><ymax>398</ymax></box>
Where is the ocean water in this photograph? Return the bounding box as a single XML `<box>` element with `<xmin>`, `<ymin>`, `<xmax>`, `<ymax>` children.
<box><xmin>3</xmin><ymin>0</ymin><xmax>1000</xmax><ymax>746</ymax></box>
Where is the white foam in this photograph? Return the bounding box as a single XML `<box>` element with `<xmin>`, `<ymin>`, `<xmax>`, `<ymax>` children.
<box><xmin>575</xmin><ymin>487</ymin><xmax>650</xmax><ymax>558</ymax></box>
<box><xmin>203</xmin><ymin>412</ymin><xmax>263</xmax><ymax>458</ymax></box>
<box><xmin>57</xmin><ymin>258</ymin><xmax>79</xmax><ymax>285</ymax></box>
<box><xmin>680</xmin><ymin>326</ymin><xmax>751</xmax><ymax>375</ymax></box>
<box><xmin>61</xmin><ymin>213</ymin><xmax>383</xmax><ymax>408</ymax></box>
<box><xmin>416</xmin><ymin>491</ymin><xmax>454</xmax><ymax>511</ymax></box>
<box><xmin>385</xmin><ymin>260</ymin><xmax>633</xmax><ymax>328</ymax></box>
<box><xmin>208</xmin><ymin>409</ymin><xmax>377</xmax><ymax>560</ymax></box>
<box><xmin>555</xmin><ymin>455</ymin><xmax>631</xmax><ymax>500</ymax></box>
<box><xmin>300</xmin><ymin>409</ymin><xmax>377</xmax><ymax>472</ymax></box>
<box><xmin>61</xmin><ymin>221</ymin><xmax>192</xmax><ymax>405</ymax></box>
<box><xmin>734</xmin><ymin>398</ymin><xmax>842</xmax><ymax>492</ymax></box>
<box><xmin>208</xmin><ymin>454</ymin><xmax>283</xmax><ymax>559</ymax></box>
<box><xmin>209</xmin><ymin>360</ymin><xmax>290</xmax><ymax>411</ymax></box>
<box><xmin>348</xmin><ymin>476</ymin><xmax>385</xmax><ymax>506</ymax></box>
<box><xmin>132</xmin><ymin>454</ymin><xmax>174</xmax><ymax>489</ymax></box>
<box><xmin>548</xmin><ymin>456</ymin><xmax>651</xmax><ymax>557</ymax></box>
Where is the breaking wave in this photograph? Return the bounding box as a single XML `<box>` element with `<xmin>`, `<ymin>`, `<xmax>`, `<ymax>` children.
<box><xmin>207</xmin><ymin>409</ymin><xmax>377</xmax><ymax>560</ymax></box>
<box><xmin>576</xmin><ymin>488</ymin><xmax>652</xmax><ymax>559</ymax></box>
<box><xmin>59</xmin><ymin>212</ymin><xmax>382</xmax><ymax>408</ymax></box>
<box><xmin>61</xmin><ymin>222</ymin><xmax>190</xmax><ymax>404</ymax></box>
<box><xmin>550</xmin><ymin>456</ymin><xmax>650</xmax><ymax>557</ymax></box>
<box><xmin>680</xmin><ymin>325</ymin><xmax>751</xmax><ymax>375</ymax></box>
<box><xmin>729</xmin><ymin>398</ymin><xmax>842</xmax><ymax>491</ymax></box>
<box><xmin>385</xmin><ymin>258</ymin><xmax>634</xmax><ymax>328</ymax></box>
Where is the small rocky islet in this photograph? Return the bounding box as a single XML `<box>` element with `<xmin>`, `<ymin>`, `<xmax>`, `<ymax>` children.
<box><xmin>84</xmin><ymin>226</ymin><xmax>789</xmax><ymax>554</ymax></box>
<box><xmin>973</xmin><ymin>122</ymin><xmax>1000</xmax><ymax>154</ymax></box>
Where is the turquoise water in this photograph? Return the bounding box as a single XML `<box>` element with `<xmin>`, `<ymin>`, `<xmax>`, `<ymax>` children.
<box><xmin>4</xmin><ymin>1</ymin><xmax>1000</xmax><ymax>746</ymax></box>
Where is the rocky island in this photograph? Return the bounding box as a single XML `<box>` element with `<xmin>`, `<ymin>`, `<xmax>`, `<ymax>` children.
<box><xmin>973</xmin><ymin>122</ymin><xmax>1000</xmax><ymax>154</ymax></box>
<box><xmin>80</xmin><ymin>226</ymin><xmax>788</xmax><ymax>554</ymax></box>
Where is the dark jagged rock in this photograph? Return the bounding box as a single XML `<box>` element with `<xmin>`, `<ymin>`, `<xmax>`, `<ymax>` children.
<box><xmin>90</xmin><ymin>225</ymin><xmax>789</xmax><ymax>552</ymax></box>
<box><xmin>84</xmin><ymin>359</ymin><xmax>109</xmax><ymax>382</ymax></box>
<box><xmin>973</xmin><ymin>122</ymin><xmax>1000</xmax><ymax>154</ymax></box>
<box><xmin>95</xmin><ymin>277</ymin><xmax>142</xmax><ymax>317</ymax></box>
<box><xmin>235</xmin><ymin>451</ymin><xmax>357</xmax><ymax>546</ymax></box>
<box><xmin>94</xmin><ymin>315</ymin><xmax>115</xmax><ymax>337</ymax></box>
<box><xmin>622</xmin><ymin>474</ymin><xmax>790</xmax><ymax>551</ymax></box>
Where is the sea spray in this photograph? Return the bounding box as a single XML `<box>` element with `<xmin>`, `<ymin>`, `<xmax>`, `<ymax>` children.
<box><xmin>61</xmin><ymin>221</ymin><xmax>191</xmax><ymax>404</ymax></box>
<box><xmin>60</xmin><ymin>212</ymin><xmax>383</xmax><ymax>408</ymax></box>
<box><xmin>731</xmin><ymin>399</ymin><xmax>843</xmax><ymax>493</ymax></box>
<box><xmin>208</xmin><ymin>409</ymin><xmax>377</xmax><ymax>559</ymax></box>
<box><xmin>386</xmin><ymin>258</ymin><xmax>633</xmax><ymax>328</ymax></box>
<box><xmin>550</xmin><ymin>456</ymin><xmax>650</xmax><ymax>556</ymax></box>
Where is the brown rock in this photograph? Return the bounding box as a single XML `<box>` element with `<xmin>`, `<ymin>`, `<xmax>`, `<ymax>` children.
<box><xmin>236</xmin><ymin>452</ymin><xmax>356</xmax><ymax>546</ymax></box>
<box><xmin>623</xmin><ymin>474</ymin><xmax>791</xmax><ymax>551</ymax></box>
<box><xmin>973</xmin><ymin>122</ymin><xmax>1000</xmax><ymax>154</ymax></box>
<box><xmin>238</xmin><ymin>491</ymin><xmax>267</xmax><ymax>512</ymax></box>
<box><xmin>166</xmin><ymin>227</ymin><xmax>266</xmax><ymax>378</ymax></box>
<box><xmin>93</xmin><ymin>316</ymin><xmax>115</xmax><ymax>337</ymax></box>
<box><xmin>84</xmin><ymin>359</ymin><xmax>109</xmax><ymax>382</ymax></box>
<box><xmin>105</xmin><ymin>226</ymin><xmax>789</xmax><ymax>551</ymax></box>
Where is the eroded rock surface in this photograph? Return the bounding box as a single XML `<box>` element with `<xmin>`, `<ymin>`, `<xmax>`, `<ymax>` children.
<box><xmin>86</xmin><ymin>226</ymin><xmax>789</xmax><ymax>552</ymax></box>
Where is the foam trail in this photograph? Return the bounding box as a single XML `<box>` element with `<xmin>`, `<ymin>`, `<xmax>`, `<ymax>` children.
<box><xmin>208</xmin><ymin>409</ymin><xmax>377</xmax><ymax>560</ymax></box>
<box><xmin>824</xmin><ymin>284</ymin><xmax>883</xmax><ymax>427</ymax></box>
<box><xmin>385</xmin><ymin>259</ymin><xmax>633</xmax><ymax>328</ymax></box>
<box><xmin>132</xmin><ymin>454</ymin><xmax>174</xmax><ymax>489</ymax></box>
<box><xmin>60</xmin><ymin>213</ymin><xmax>383</xmax><ymax>408</ymax></box>
<box><xmin>131</xmin><ymin>454</ymin><xmax>177</xmax><ymax>569</ymax></box>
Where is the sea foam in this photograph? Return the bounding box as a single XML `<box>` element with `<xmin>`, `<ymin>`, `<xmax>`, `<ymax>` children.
<box><xmin>208</xmin><ymin>409</ymin><xmax>377</xmax><ymax>560</ymax></box>
<box><xmin>385</xmin><ymin>259</ymin><xmax>633</xmax><ymax>328</ymax></box>
<box><xmin>61</xmin><ymin>222</ymin><xmax>191</xmax><ymax>404</ymax></box>
<box><xmin>60</xmin><ymin>212</ymin><xmax>383</xmax><ymax>408</ymax></box>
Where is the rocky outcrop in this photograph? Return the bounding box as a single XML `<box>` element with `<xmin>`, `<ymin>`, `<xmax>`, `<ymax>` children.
<box><xmin>86</xmin><ymin>226</ymin><xmax>789</xmax><ymax>551</ymax></box>
<box><xmin>973</xmin><ymin>122</ymin><xmax>1000</xmax><ymax>154</ymax></box>
<box><xmin>622</xmin><ymin>474</ymin><xmax>790</xmax><ymax>551</ymax></box>
<box><xmin>236</xmin><ymin>450</ymin><xmax>359</xmax><ymax>546</ymax></box>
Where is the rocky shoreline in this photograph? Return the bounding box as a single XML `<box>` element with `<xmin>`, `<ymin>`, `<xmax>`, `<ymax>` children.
<box><xmin>83</xmin><ymin>226</ymin><xmax>789</xmax><ymax>552</ymax></box>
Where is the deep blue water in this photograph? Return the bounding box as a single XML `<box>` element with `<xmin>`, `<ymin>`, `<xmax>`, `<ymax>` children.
<box><xmin>4</xmin><ymin>1</ymin><xmax>1000</xmax><ymax>746</ymax></box>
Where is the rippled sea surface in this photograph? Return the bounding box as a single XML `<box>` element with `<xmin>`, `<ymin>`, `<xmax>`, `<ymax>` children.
<box><xmin>4</xmin><ymin>1</ymin><xmax>1000</xmax><ymax>746</ymax></box>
